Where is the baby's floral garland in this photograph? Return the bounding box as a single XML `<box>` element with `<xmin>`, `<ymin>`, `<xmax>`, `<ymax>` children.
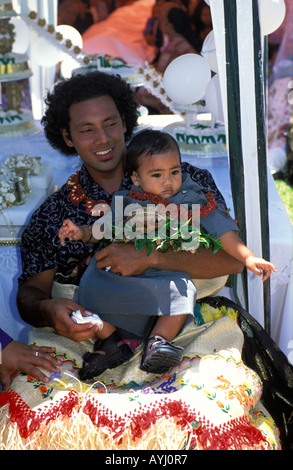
<box><xmin>122</xmin><ymin>189</ymin><xmax>223</xmax><ymax>255</ymax></box>
<box><xmin>66</xmin><ymin>171</ymin><xmax>224</xmax><ymax>255</ymax></box>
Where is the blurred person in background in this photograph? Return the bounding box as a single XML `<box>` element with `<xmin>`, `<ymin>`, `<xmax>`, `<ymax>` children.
<box><xmin>190</xmin><ymin>0</ymin><xmax>212</xmax><ymax>47</ymax></box>
<box><xmin>138</xmin><ymin>3</ymin><xmax>201</xmax><ymax>113</ymax></box>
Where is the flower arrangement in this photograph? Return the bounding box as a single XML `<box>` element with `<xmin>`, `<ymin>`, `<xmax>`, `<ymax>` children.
<box><xmin>0</xmin><ymin>178</ymin><xmax>16</xmax><ymax>209</ymax></box>
<box><xmin>0</xmin><ymin>154</ymin><xmax>42</xmax><ymax>210</ymax></box>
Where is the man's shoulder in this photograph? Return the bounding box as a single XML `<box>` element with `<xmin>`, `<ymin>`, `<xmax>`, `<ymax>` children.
<box><xmin>27</xmin><ymin>179</ymin><xmax>72</xmax><ymax>226</ymax></box>
<box><xmin>38</xmin><ymin>181</ymin><xmax>69</xmax><ymax>207</ymax></box>
<box><xmin>181</xmin><ymin>161</ymin><xmax>212</xmax><ymax>179</ymax></box>
<box><xmin>181</xmin><ymin>161</ymin><xmax>225</xmax><ymax>206</ymax></box>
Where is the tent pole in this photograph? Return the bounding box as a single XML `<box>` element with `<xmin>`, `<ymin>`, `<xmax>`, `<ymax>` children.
<box><xmin>223</xmin><ymin>0</ymin><xmax>248</xmax><ymax>309</ymax></box>
<box><xmin>252</xmin><ymin>0</ymin><xmax>271</xmax><ymax>334</ymax></box>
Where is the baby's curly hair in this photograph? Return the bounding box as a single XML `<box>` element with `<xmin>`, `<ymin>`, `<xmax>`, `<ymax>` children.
<box><xmin>41</xmin><ymin>71</ymin><xmax>139</xmax><ymax>156</ymax></box>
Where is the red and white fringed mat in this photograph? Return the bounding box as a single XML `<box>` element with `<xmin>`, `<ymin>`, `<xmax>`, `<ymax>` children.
<box><xmin>0</xmin><ymin>388</ymin><xmax>276</xmax><ymax>450</ymax></box>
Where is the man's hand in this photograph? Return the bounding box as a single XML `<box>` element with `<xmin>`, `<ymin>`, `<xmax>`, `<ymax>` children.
<box><xmin>42</xmin><ymin>297</ymin><xmax>100</xmax><ymax>342</ymax></box>
<box><xmin>95</xmin><ymin>242</ymin><xmax>244</xmax><ymax>279</ymax></box>
<box><xmin>17</xmin><ymin>269</ymin><xmax>100</xmax><ymax>343</ymax></box>
<box><xmin>95</xmin><ymin>242</ymin><xmax>154</xmax><ymax>276</ymax></box>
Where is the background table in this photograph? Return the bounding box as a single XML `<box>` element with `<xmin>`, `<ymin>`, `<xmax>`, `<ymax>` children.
<box><xmin>0</xmin><ymin>118</ymin><xmax>292</xmax><ymax>364</ymax></box>
<box><xmin>0</xmin><ymin>123</ymin><xmax>81</xmax><ymax>345</ymax></box>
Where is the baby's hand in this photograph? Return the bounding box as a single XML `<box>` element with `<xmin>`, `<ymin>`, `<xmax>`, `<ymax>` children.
<box><xmin>245</xmin><ymin>256</ymin><xmax>277</xmax><ymax>281</ymax></box>
<box><xmin>59</xmin><ymin>219</ymin><xmax>83</xmax><ymax>246</ymax></box>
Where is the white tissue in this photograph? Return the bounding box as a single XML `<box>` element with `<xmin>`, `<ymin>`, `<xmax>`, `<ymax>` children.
<box><xmin>71</xmin><ymin>310</ymin><xmax>103</xmax><ymax>330</ymax></box>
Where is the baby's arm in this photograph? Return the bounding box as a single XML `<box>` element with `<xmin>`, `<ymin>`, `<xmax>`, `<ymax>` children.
<box><xmin>219</xmin><ymin>231</ymin><xmax>276</xmax><ymax>281</ymax></box>
<box><xmin>245</xmin><ymin>255</ymin><xmax>277</xmax><ymax>281</ymax></box>
<box><xmin>59</xmin><ymin>219</ymin><xmax>92</xmax><ymax>246</ymax></box>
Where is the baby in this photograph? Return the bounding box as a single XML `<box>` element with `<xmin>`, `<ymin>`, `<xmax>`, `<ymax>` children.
<box><xmin>59</xmin><ymin>129</ymin><xmax>276</xmax><ymax>379</ymax></box>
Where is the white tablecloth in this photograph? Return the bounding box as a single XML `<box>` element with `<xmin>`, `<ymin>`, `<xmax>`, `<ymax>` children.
<box><xmin>0</xmin><ymin>124</ymin><xmax>81</xmax><ymax>344</ymax></box>
<box><xmin>0</xmin><ymin>163</ymin><xmax>54</xmax><ymax>242</ymax></box>
<box><xmin>0</xmin><ymin>118</ymin><xmax>292</xmax><ymax>364</ymax></box>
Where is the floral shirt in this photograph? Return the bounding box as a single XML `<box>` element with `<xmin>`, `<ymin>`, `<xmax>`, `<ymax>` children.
<box><xmin>18</xmin><ymin>162</ymin><xmax>227</xmax><ymax>285</ymax></box>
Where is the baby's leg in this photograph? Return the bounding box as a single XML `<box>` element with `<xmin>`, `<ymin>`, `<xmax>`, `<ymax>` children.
<box><xmin>140</xmin><ymin>315</ymin><xmax>188</xmax><ymax>374</ymax></box>
<box><xmin>95</xmin><ymin>320</ymin><xmax>116</xmax><ymax>339</ymax></box>
<box><xmin>149</xmin><ymin>314</ymin><xmax>188</xmax><ymax>341</ymax></box>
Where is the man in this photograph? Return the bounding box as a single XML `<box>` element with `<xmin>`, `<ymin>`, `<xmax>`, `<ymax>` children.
<box><xmin>17</xmin><ymin>71</ymin><xmax>243</xmax><ymax>348</ymax></box>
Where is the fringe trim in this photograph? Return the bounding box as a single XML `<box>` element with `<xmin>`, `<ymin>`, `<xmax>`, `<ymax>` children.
<box><xmin>0</xmin><ymin>390</ymin><xmax>272</xmax><ymax>450</ymax></box>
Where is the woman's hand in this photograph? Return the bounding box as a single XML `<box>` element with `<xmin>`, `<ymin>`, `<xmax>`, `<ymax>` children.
<box><xmin>0</xmin><ymin>342</ymin><xmax>62</xmax><ymax>391</ymax></box>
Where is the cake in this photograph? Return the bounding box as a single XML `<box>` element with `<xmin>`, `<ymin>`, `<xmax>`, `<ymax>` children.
<box><xmin>0</xmin><ymin>107</ymin><xmax>36</xmax><ymax>137</ymax></box>
<box><xmin>164</xmin><ymin>120</ymin><xmax>227</xmax><ymax>156</ymax></box>
<box><xmin>0</xmin><ymin>1</ymin><xmax>36</xmax><ymax>137</ymax></box>
<box><xmin>0</xmin><ymin>52</ymin><xmax>32</xmax><ymax>81</ymax></box>
<box><xmin>0</xmin><ymin>0</ymin><xmax>15</xmax><ymax>17</ymax></box>
<box><xmin>73</xmin><ymin>54</ymin><xmax>143</xmax><ymax>87</ymax></box>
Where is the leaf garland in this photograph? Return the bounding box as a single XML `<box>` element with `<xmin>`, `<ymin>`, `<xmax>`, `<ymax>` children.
<box><xmin>98</xmin><ymin>216</ymin><xmax>223</xmax><ymax>256</ymax></box>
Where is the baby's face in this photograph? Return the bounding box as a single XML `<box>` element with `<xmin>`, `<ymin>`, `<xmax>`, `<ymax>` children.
<box><xmin>131</xmin><ymin>150</ymin><xmax>182</xmax><ymax>199</ymax></box>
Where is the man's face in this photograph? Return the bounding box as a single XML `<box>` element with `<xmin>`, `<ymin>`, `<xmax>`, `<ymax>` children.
<box><xmin>62</xmin><ymin>95</ymin><xmax>127</xmax><ymax>181</ymax></box>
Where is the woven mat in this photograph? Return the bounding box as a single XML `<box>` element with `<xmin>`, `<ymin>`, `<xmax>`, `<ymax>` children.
<box><xmin>0</xmin><ymin>303</ymin><xmax>281</xmax><ymax>450</ymax></box>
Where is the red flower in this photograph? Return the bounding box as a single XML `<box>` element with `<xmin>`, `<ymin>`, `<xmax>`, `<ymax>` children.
<box><xmin>128</xmin><ymin>189</ymin><xmax>219</xmax><ymax>221</ymax></box>
<box><xmin>200</xmin><ymin>192</ymin><xmax>218</xmax><ymax>218</ymax></box>
<box><xmin>69</xmin><ymin>183</ymin><xmax>87</xmax><ymax>203</ymax></box>
<box><xmin>66</xmin><ymin>171</ymin><xmax>80</xmax><ymax>187</ymax></box>
<box><xmin>85</xmin><ymin>199</ymin><xmax>108</xmax><ymax>215</ymax></box>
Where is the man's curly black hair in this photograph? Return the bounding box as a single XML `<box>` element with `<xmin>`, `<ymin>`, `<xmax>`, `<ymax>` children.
<box><xmin>41</xmin><ymin>71</ymin><xmax>139</xmax><ymax>156</ymax></box>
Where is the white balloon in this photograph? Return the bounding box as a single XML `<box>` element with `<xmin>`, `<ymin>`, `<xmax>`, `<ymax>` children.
<box><xmin>163</xmin><ymin>54</ymin><xmax>211</xmax><ymax>105</ymax></box>
<box><xmin>10</xmin><ymin>17</ymin><xmax>30</xmax><ymax>54</ymax></box>
<box><xmin>56</xmin><ymin>25</ymin><xmax>83</xmax><ymax>64</ymax></box>
<box><xmin>31</xmin><ymin>37</ymin><xmax>62</xmax><ymax>68</ymax></box>
<box><xmin>56</xmin><ymin>25</ymin><xmax>83</xmax><ymax>54</ymax></box>
<box><xmin>204</xmin><ymin>74</ymin><xmax>224</xmax><ymax>123</ymax></box>
<box><xmin>259</xmin><ymin>0</ymin><xmax>286</xmax><ymax>36</ymax></box>
<box><xmin>60</xmin><ymin>57</ymin><xmax>81</xmax><ymax>78</ymax></box>
<box><xmin>201</xmin><ymin>30</ymin><xmax>218</xmax><ymax>73</ymax></box>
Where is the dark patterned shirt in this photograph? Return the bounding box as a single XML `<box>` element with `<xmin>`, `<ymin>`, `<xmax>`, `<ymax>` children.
<box><xmin>18</xmin><ymin>162</ymin><xmax>227</xmax><ymax>285</ymax></box>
